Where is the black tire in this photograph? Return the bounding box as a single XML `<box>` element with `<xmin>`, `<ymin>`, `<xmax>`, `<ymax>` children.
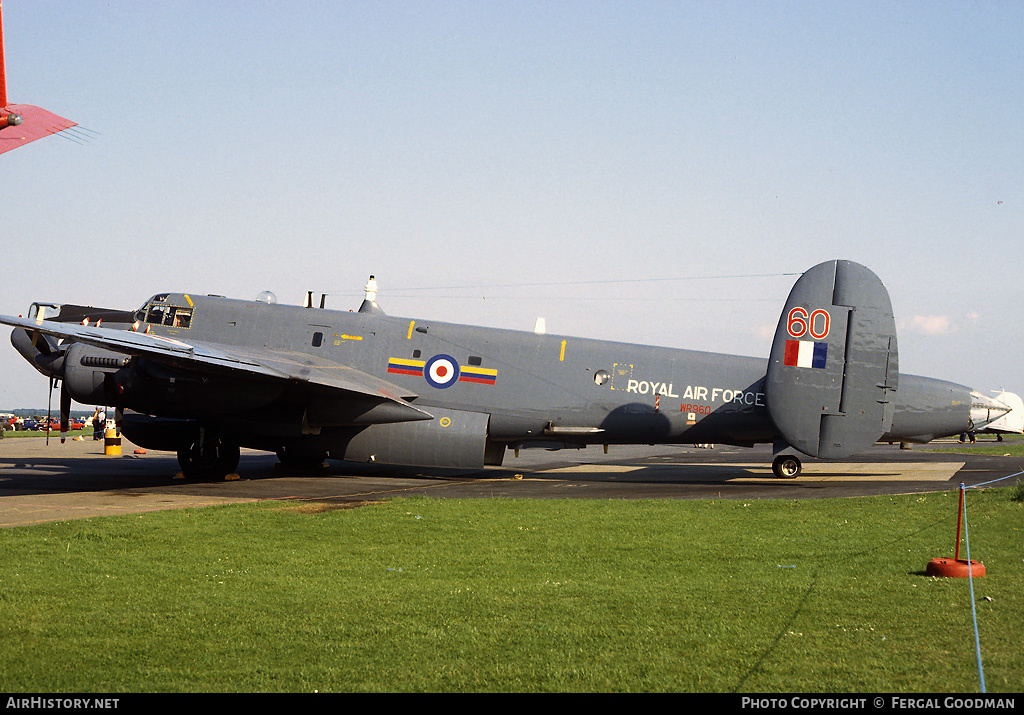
<box><xmin>177</xmin><ymin>437</ymin><xmax>240</xmax><ymax>480</ymax></box>
<box><xmin>275</xmin><ymin>446</ymin><xmax>327</xmax><ymax>472</ymax></box>
<box><xmin>772</xmin><ymin>454</ymin><xmax>802</xmax><ymax>479</ymax></box>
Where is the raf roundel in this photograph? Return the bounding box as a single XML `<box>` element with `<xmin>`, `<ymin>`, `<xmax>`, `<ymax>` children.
<box><xmin>424</xmin><ymin>354</ymin><xmax>461</xmax><ymax>389</ymax></box>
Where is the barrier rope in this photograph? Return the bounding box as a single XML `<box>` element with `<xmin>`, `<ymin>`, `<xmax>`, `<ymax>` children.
<box><xmin>951</xmin><ymin>469</ymin><xmax>1023</xmax><ymax>693</ymax></box>
<box><xmin>958</xmin><ymin>482</ymin><xmax>986</xmax><ymax>693</ymax></box>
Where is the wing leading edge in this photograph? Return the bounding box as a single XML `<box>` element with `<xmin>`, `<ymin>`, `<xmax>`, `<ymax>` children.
<box><xmin>0</xmin><ymin>314</ymin><xmax>432</xmax><ymax>422</ymax></box>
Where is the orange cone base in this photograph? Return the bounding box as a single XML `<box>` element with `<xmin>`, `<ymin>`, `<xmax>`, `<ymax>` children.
<box><xmin>926</xmin><ymin>557</ymin><xmax>985</xmax><ymax>578</ymax></box>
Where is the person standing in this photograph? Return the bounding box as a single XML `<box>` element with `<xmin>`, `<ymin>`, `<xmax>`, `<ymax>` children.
<box><xmin>92</xmin><ymin>407</ymin><xmax>106</xmax><ymax>440</ymax></box>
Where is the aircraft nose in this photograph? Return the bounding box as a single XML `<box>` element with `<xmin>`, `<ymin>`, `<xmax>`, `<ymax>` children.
<box><xmin>970</xmin><ymin>390</ymin><xmax>1012</xmax><ymax>430</ymax></box>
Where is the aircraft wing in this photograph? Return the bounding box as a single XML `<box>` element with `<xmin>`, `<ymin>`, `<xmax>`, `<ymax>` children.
<box><xmin>0</xmin><ymin>104</ymin><xmax>78</xmax><ymax>155</ymax></box>
<box><xmin>0</xmin><ymin>314</ymin><xmax>428</xmax><ymax>415</ymax></box>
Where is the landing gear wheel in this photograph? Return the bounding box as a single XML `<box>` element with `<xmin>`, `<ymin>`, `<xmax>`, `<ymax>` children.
<box><xmin>177</xmin><ymin>437</ymin><xmax>240</xmax><ymax>480</ymax></box>
<box><xmin>772</xmin><ymin>454</ymin><xmax>802</xmax><ymax>479</ymax></box>
<box><xmin>275</xmin><ymin>447</ymin><xmax>327</xmax><ymax>472</ymax></box>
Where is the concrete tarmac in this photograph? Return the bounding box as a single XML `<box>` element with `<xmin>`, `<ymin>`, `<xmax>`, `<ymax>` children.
<box><xmin>1</xmin><ymin>432</ymin><xmax>1021</xmax><ymax>527</ymax></box>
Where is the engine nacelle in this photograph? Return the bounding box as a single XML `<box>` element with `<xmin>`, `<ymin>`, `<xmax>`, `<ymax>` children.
<box><xmin>63</xmin><ymin>343</ymin><xmax>129</xmax><ymax>405</ymax></box>
<box><xmin>11</xmin><ymin>328</ymin><xmax>66</xmax><ymax>378</ymax></box>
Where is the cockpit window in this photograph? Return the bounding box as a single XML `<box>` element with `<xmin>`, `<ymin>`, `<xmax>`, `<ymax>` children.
<box><xmin>139</xmin><ymin>301</ymin><xmax>193</xmax><ymax>329</ymax></box>
<box><xmin>145</xmin><ymin>304</ymin><xmax>172</xmax><ymax>325</ymax></box>
<box><xmin>173</xmin><ymin>308</ymin><xmax>192</xmax><ymax>328</ymax></box>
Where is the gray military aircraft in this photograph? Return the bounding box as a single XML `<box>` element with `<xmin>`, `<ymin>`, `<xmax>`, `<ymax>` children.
<box><xmin>1</xmin><ymin>260</ymin><xmax>1011</xmax><ymax>480</ymax></box>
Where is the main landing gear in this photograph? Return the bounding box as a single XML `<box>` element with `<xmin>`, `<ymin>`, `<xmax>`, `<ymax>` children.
<box><xmin>177</xmin><ymin>432</ymin><xmax>240</xmax><ymax>480</ymax></box>
<box><xmin>772</xmin><ymin>454</ymin><xmax>802</xmax><ymax>479</ymax></box>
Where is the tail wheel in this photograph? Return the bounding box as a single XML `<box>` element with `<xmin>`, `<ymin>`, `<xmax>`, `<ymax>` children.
<box><xmin>772</xmin><ymin>454</ymin><xmax>802</xmax><ymax>479</ymax></box>
<box><xmin>177</xmin><ymin>435</ymin><xmax>240</xmax><ymax>480</ymax></box>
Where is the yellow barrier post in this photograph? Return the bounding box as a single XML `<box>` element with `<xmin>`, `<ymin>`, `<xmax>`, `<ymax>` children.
<box><xmin>103</xmin><ymin>426</ymin><xmax>121</xmax><ymax>456</ymax></box>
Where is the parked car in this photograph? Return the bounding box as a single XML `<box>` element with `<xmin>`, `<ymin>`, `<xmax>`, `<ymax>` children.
<box><xmin>41</xmin><ymin>417</ymin><xmax>86</xmax><ymax>431</ymax></box>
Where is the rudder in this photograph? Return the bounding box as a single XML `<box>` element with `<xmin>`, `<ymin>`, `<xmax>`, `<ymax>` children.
<box><xmin>766</xmin><ymin>260</ymin><xmax>899</xmax><ymax>459</ymax></box>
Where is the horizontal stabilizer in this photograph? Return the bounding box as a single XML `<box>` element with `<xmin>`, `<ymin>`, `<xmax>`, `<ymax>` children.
<box><xmin>1</xmin><ymin>0</ymin><xmax>80</xmax><ymax>155</ymax></box>
<box><xmin>766</xmin><ymin>260</ymin><xmax>899</xmax><ymax>458</ymax></box>
<box><xmin>0</xmin><ymin>103</ymin><xmax>77</xmax><ymax>155</ymax></box>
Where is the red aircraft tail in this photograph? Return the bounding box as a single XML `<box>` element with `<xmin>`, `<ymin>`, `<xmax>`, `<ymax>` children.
<box><xmin>0</xmin><ymin>0</ymin><xmax>78</xmax><ymax>154</ymax></box>
<box><xmin>0</xmin><ymin>0</ymin><xmax>6</xmax><ymax>109</ymax></box>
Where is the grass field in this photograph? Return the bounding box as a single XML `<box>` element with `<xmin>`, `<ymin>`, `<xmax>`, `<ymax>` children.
<box><xmin>0</xmin><ymin>488</ymin><xmax>1020</xmax><ymax>693</ymax></box>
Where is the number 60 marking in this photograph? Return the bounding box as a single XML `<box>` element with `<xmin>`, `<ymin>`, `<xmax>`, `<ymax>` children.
<box><xmin>787</xmin><ymin>307</ymin><xmax>830</xmax><ymax>339</ymax></box>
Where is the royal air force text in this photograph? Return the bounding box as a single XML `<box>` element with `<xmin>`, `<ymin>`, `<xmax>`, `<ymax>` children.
<box><xmin>624</xmin><ymin>380</ymin><xmax>764</xmax><ymax>408</ymax></box>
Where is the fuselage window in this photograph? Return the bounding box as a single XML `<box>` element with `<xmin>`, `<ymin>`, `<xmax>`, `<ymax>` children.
<box><xmin>312</xmin><ymin>332</ymin><xmax>323</xmax><ymax>347</ymax></box>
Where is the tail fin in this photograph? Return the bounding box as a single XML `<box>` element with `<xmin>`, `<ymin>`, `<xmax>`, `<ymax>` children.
<box><xmin>0</xmin><ymin>0</ymin><xmax>78</xmax><ymax>154</ymax></box>
<box><xmin>0</xmin><ymin>0</ymin><xmax>7</xmax><ymax>109</ymax></box>
<box><xmin>766</xmin><ymin>260</ymin><xmax>899</xmax><ymax>459</ymax></box>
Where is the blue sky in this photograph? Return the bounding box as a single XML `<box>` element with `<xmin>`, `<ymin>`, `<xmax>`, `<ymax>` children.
<box><xmin>2</xmin><ymin>1</ymin><xmax>1022</xmax><ymax>409</ymax></box>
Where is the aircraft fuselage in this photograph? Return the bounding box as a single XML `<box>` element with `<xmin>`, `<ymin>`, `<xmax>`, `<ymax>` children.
<box><xmin>116</xmin><ymin>291</ymin><xmax>969</xmax><ymax>458</ymax></box>
<box><xmin>6</xmin><ymin>262</ymin><xmax>992</xmax><ymax>479</ymax></box>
